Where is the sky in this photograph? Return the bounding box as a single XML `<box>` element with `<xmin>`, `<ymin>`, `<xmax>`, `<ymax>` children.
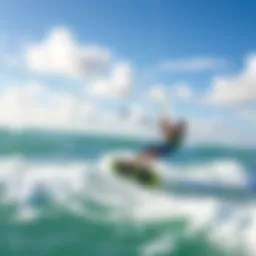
<box><xmin>0</xmin><ymin>0</ymin><xmax>256</xmax><ymax>146</ymax></box>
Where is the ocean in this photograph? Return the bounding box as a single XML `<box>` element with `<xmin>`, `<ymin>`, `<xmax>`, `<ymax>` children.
<box><xmin>0</xmin><ymin>128</ymin><xmax>256</xmax><ymax>256</ymax></box>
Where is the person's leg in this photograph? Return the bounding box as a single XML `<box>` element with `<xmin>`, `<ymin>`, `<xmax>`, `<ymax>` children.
<box><xmin>136</xmin><ymin>150</ymin><xmax>158</xmax><ymax>162</ymax></box>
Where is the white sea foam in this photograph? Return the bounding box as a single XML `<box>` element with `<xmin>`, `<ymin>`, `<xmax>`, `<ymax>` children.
<box><xmin>0</xmin><ymin>155</ymin><xmax>255</xmax><ymax>255</ymax></box>
<box><xmin>161</xmin><ymin>159</ymin><xmax>248</xmax><ymax>188</ymax></box>
<box><xmin>141</xmin><ymin>233</ymin><xmax>175</xmax><ymax>256</ymax></box>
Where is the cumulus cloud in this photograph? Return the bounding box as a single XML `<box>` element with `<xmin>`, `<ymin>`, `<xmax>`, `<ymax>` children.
<box><xmin>0</xmin><ymin>82</ymin><xmax>254</xmax><ymax>145</ymax></box>
<box><xmin>238</xmin><ymin>109</ymin><xmax>256</xmax><ymax>123</ymax></box>
<box><xmin>0</xmin><ymin>82</ymin><xmax>158</xmax><ymax>139</ymax></box>
<box><xmin>2</xmin><ymin>25</ymin><xmax>255</xmax><ymax>146</ymax></box>
<box><xmin>25</xmin><ymin>26</ymin><xmax>136</xmax><ymax>99</ymax></box>
<box><xmin>0</xmin><ymin>83</ymin><xmax>95</xmax><ymax>129</ymax></box>
<box><xmin>149</xmin><ymin>83</ymin><xmax>192</xmax><ymax>103</ymax></box>
<box><xmin>206</xmin><ymin>54</ymin><xmax>256</xmax><ymax>105</ymax></box>
<box><xmin>160</xmin><ymin>57</ymin><xmax>226</xmax><ymax>73</ymax></box>
<box><xmin>26</xmin><ymin>27</ymin><xmax>111</xmax><ymax>78</ymax></box>
<box><xmin>171</xmin><ymin>83</ymin><xmax>193</xmax><ymax>100</ymax></box>
<box><xmin>188</xmin><ymin>116</ymin><xmax>256</xmax><ymax>147</ymax></box>
<box><xmin>149</xmin><ymin>85</ymin><xmax>168</xmax><ymax>103</ymax></box>
<box><xmin>90</xmin><ymin>62</ymin><xmax>133</xmax><ymax>98</ymax></box>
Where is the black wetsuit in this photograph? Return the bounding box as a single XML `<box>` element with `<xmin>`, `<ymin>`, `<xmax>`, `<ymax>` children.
<box><xmin>144</xmin><ymin>133</ymin><xmax>183</xmax><ymax>157</ymax></box>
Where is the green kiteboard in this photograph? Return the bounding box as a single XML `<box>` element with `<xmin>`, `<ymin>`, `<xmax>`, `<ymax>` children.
<box><xmin>111</xmin><ymin>159</ymin><xmax>162</xmax><ymax>188</ymax></box>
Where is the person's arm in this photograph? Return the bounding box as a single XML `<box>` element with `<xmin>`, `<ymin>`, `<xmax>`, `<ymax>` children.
<box><xmin>158</xmin><ymin>117</ymin><xmax>177</xmax><ymax>141</ymax></box>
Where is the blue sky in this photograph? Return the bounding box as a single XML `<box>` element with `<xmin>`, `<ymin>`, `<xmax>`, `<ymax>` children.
<box><xmin>0</xmin><ymin>0</ymin><xmax>255</xmax><ymax>146</ymax></box>
<box><xmin>1</xmin><ymin>1</ymin><xmax>255</xmax><ymax>58</ymax></box>
<box><xmin>0</xmin><ymin>0</ymin><xmax>254</xmax><ymax>91</ymax></box>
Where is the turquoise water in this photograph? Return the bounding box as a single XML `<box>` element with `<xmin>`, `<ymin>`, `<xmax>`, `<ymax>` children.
<box><xmin>0</xmin><ymin>129</ymin><xmax>256</xmax><ymax>256</ymax></box>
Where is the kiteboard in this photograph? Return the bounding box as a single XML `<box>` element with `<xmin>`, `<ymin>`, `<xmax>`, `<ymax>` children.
<box><xmin>104</xmin><ymin>154</ymin><xmax>256</xmax><ymax>199</ymax></box>
<box><xmin>110</xmin><ymin>158</ymin><xmax>162</xmax><ymax>188</ymax></box>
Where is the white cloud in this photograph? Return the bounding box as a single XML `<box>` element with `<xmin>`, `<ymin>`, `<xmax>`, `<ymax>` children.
<box><xmin>1</xmin><ymin>25</ymin><xmax>255</xmax><ymax>146</ymax></box>
<box><xmin>0</xmin><ymin>82</ymin><xmax>159</xmax><ymax>139</ymax></box>
<box><xmin>206</xmin><ymin>54</ymin><xmax>256</xmax><ymax>105</ymax></box>
<box><xmin>0</xmin><ymin>83</ymin><xmax>95</xmax><ymax>129</ymax></box>
<box><xmin>160</xmin><ymin>57</ymin><xmax>226</xmax><ymax>72</ymax></box>
<box><xmin>26</xmin><ymin>27</ymin><xmax>111</xmax><ymax>78</ymax></box>
<box><xmin>149</xmin><ymin>83</ymin><xmax>192</xmax><ymax>103</ymax></box>
<box><xmin>25</xmin><ymin>26</ymin><xmax>135</xmax><ymax>99</ymax></box>
<box><xmin>149</xmin><ymin>85</ymin><xmax>168</xmax><ymax>103</ymax></box>
<box><xmin>90</xmin><ymin>62</ymin><xmax>133</xmax><ymax>98</ymax></box>
<box><xmin>188</xmin><ymin>116</ymin><xmax>256</xmax><ymax>147</ymax></box>
<box><xmin>172</xmin><ymin>83</ymin><xmax>192</xmax><ymax>100</ymax></box>
<box><xmin>238</xmin><ymin>109</ymin><xmax>256</xmax><ymax>123</ymax></box>
<box><xmin>0</xmin><ymin>82</ymin><xmax>254</xmax><ymax>145</ymax></box>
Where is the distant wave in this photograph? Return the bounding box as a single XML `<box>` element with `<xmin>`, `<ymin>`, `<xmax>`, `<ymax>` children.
<box><xmin>0</xmin><ymin>128</ymin><xmax>255</xmax><ymax>167</ymax></box>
